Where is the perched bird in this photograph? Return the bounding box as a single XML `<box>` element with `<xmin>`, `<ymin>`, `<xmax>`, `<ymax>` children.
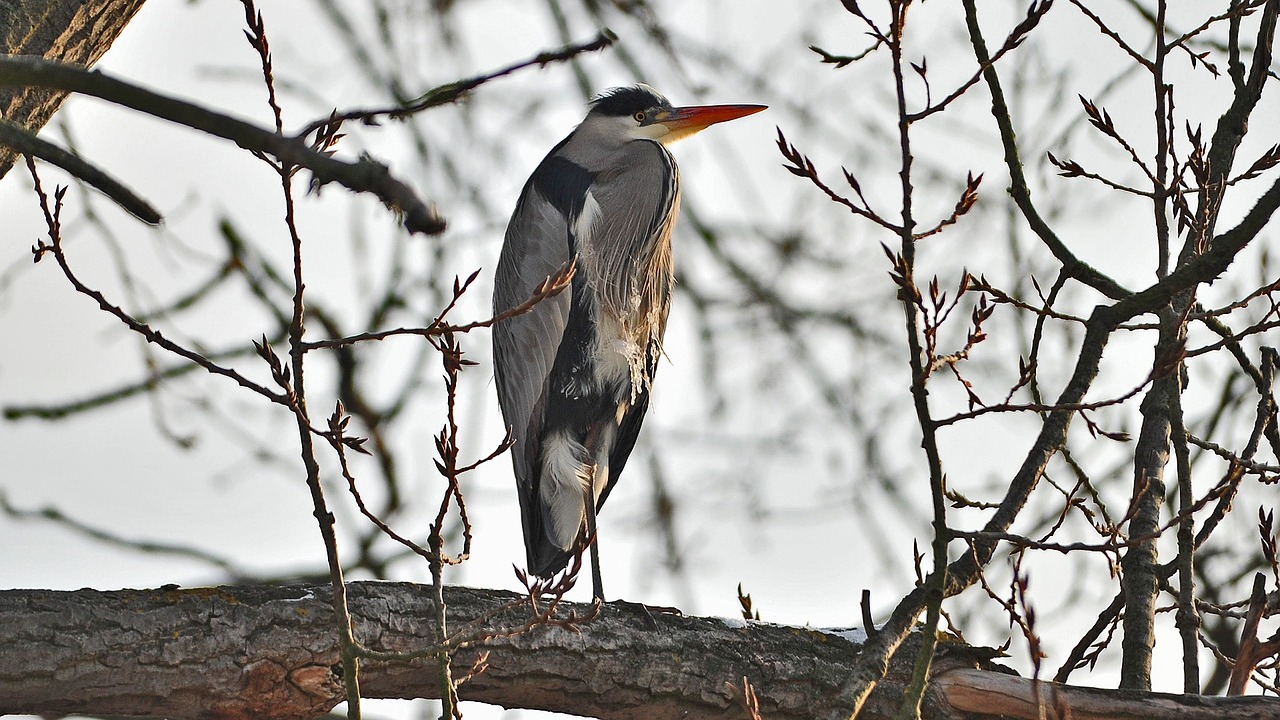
<box><xmin>493</xmin><ymin>84</ymin><xmax>765</xmax><ymax>599</ymax></box>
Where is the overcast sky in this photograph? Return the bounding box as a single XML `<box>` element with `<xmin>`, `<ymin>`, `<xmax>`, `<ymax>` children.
<box><xmin>3</xmin><ymin>1</ymin><xmax>1278</xmax><ymax>718</ymax></box>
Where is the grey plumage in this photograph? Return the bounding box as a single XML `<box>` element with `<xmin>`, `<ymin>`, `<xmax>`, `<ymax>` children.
<box><xmin>492</xmin><ymin>85</ymin><xmax>764</xmax><ymax>590</ymax></box>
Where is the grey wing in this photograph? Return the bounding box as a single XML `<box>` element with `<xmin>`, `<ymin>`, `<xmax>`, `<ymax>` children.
<box><xmin>492</xmin><ymin>179</ymin><xmax>574</xmax><ymax>554</ymax></box>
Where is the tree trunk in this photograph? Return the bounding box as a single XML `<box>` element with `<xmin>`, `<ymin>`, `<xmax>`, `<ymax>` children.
<box><xmin>0</xmin><ymin>0</ymin><xmax>147</xmax><ymax>178</ymax></box>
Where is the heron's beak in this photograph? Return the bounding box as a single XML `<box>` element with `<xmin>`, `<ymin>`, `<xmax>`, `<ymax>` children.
<box><xmin>657</xmin><ymin>104</ymin><xmax>767</xmax><ymax>143</ymax></box>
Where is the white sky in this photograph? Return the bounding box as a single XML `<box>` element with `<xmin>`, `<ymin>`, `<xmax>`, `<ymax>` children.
<box><xmin>2</xmin><ymin>1</ymin><xmax>1279</xmax><ymax>718</ymax></box>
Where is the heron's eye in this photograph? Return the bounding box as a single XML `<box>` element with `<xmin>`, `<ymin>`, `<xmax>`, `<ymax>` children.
<box><xmin>633</xmin><ymin>111</ymin><xmax>646</xmax><ymax>123</ymax></box>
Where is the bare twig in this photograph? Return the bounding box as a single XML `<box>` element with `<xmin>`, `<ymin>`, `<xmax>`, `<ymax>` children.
<box><xmin>1068</xmin><ymin>0</ymin><xmax>1155</xmax><ymax>70</ymax></box>
<box><xmin>26</xmin><ymin>159</ymin><xmax>287</xmax><ymax>407</ymax></box>
<box><xmin>301</xmin><ymin>259</ymin><xmax>576</xmax><ymax>351</ymax></box>
<box><xmin>296</xmin><ymin>30</ymin><xmax>617</xmax><ymax>136</ymax></box>
<box><xmin>727</xmin><ymin>676</ymin><xmax>766</xmax><ymax>720</ymax></box>
<box><xmin>907</xmin><ymin>1</ymin><xmax>1054</xmax><ymax>122</ymax></box>
<box><xmin>776</xmin><ymin>127</ymin><xmax>901</xmax><ymax>234</ymax></box>
<box><xmin>237</xmin><ymin>3</ymin><xmax>364</xmax><ymax>715</ymax></box>
<box><xmin>1227</xmin><ymin>573</ymin><xmax>1280</xmax><ymax>694</ymax></box>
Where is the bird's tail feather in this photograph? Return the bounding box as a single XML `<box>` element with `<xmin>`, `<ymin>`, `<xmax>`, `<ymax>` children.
<box><xmin>527</xmin><ymin>430</ymin><xmax>591</xmax><ymax>577</ymax></box>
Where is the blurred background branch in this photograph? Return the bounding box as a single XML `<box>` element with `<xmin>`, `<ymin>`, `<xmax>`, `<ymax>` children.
<box><xmin>3</xmin><ymin>0</ymin><xmax>1280</xmax><ymax>717</ymax></box>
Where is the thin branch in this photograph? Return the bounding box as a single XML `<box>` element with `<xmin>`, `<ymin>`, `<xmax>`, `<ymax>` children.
<box><xmin>296</xmin><ymin>30</ymin><xmax>617</xmax><ymax>137</ymax></box>
<box><xmin>1047</xmin><ymin>150</ymin><xmax>1156</xmax><ymax>197</ymax></box>
<box><xmin>0</xmin><ymin>118</ymin><xmax>161</xmax><ymax>224</ymax></box>
<box><xmin>1187</xmin><ymin>434</ymin><xmax>1280</xmax><ymax>476</ymax></box>
<box><xmin>933</xmin><ymin>364</ymin><xmax>1159</xmax><ymax>428</ymax></box>
<box><xmin>27</xmin><ymin>160</ymin><xmax>287</xmax><ymax>407</ymax></box>
<box><xmin>775</xmin><ymin>127</ymin><xmax>902</xmax><ymax>234</ymax></box>
<box><xmin>1068</xmin><ymin>0</ymin><xmax>1155</xmax><ymax>70</ymax></box>
<box><xmin>1171</xmin><ymin>380</ymin><xmax>1201</xmax><ymax>693</ymax></box>
<box><xmin>0</xmin><ymin>489</ymin><xmax>241</xmax><ymax>575</ymax></box>
<box><xmin>1054</xmin><ymin>590</ymin><xmax>1125</xmax><ymax>682</ymax></box>
<box><xmin>1167</xmin><ymin>1</ymin><xmax>1270</xmax><ymax>65</ymax></box>
<box><xmin>964</xmin><ymin>0</ymin><xmax>1131</xmax><ymax>301</ymax></box>
<box><xmin>907</xmin><ymin>0</ymin><xmax>1054</xmax><ymax>122</ymax></box>
<box><xmin>1195</xmin><ymin>277</ymin><xmax>1280</xmax><ymax>319</ymax></box>
<box><xmin>809</xmin><ymin>41</ymin><xmax>883</xmax><ymax>69</ymax></box>
<box><xmin>326</xmin><ymin>403</ymin><xmax>434</xmax><ymax>564</ymax></box>
<box><xmin>301</xmin><ymin>259</ymin><xmax>575</xmax><ymax>351</ymax></box>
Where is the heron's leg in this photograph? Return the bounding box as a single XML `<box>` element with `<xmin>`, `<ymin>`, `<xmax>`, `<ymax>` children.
<box><xmin>584</xmin><ymin>483</ymin><xmax>604</xmax><ymax>601</ymax></box>
<box><xmin>581</xmin><ymin>422</ymin><xmax>610</xmax><ymax>602</ymax></box>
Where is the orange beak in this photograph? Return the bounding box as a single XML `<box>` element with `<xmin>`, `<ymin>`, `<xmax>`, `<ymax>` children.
<box><xmin>657</xmin><ymin>103</ymin><xmax>767</xmax><ymax>142</ymax></box>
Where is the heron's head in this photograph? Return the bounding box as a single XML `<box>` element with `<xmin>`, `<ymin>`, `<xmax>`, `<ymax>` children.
<box><xmin>587</xmin><ymin>84</ymin><xmax>766</xmax><ymax>144</ymax></box>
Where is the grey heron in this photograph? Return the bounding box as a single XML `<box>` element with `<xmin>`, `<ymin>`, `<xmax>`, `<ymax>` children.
<box><xmin>492</xmin><ymin>84</ymin><xmax>765</xmax><ymax>600</ymax></box>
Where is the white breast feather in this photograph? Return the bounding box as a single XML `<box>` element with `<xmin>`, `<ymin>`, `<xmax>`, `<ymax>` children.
<box><xmin>572</xmin><ymin>190</ymin><xmax>648</xmax><ymax>402</ymax></box>
<box><xmin>573</xmin><ymin>191</ymin><xmax>602</xmax><ymax>245</ymax></box>
<box><xmin>586</xmin><ymin>312</ymin><xmax>638</xmax><ymax>401</ymax></box>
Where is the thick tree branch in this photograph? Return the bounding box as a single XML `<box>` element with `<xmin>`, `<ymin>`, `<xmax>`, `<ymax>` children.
<box><xmin>0</xmin><ymin>55</ymin><xmax>447</xmax><ymax>235</ymax></box>
<box><xmin>1</xmin><ymin>583</ymin><xmax>1273</xmax><ymax>720</ymax></box>
<box><xmin>0</xmin><ymin>582</ymin><xmax>975</xmax><ymax>720</ymax></box>
<box><xmin>0</xmin><ymin>0</ymin><xmax>147</xmax><ymax>178</ymax></box>
<box><xmin>934</xmin><ymin>668</ymin><xmax>1278</xmax><ymax>720</ymax></box>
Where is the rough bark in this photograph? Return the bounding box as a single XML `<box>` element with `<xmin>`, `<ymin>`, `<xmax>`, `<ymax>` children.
<box><xmin>0</xmin><ymin>582</ymin><xmax>1276</xmax><ymax>720</ymax></box>
<box><xmin>1121</xmin><ymin>367</ymin><xmax>1175</xmax><ymax>689</ymax></box>
<box><xmin>934</xmin><ymin>668</ymin><xmax>1280</xmax><ymax>720</ymax></box>
<box><xmin>0</xmin><ymin>582</ymin><xmax>971</xmax><ymax>720</ymax></box>
<box><xmin>0</xmin><ymin>0</ymin><xmax>147</xmax><ymax>178</ymax></box>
